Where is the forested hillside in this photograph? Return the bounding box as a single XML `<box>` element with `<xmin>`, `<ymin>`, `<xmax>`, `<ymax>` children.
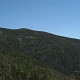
<box><xmin>0</xmin><ymin>27</ymin><xmax>80</xmax><ymax>80</ymax></box>
<box><xmin>0</xmin><ymin>47</ymin><xmax>75</xmax><ymax>80</ymax></box>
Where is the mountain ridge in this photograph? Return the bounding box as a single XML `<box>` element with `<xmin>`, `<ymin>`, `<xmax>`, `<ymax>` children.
<box><xmin>1</xmin><ymin>27</ymin><xmax>80</xmax><ymax>40</ymax></box>
<box><xmin>0</xmin><ymin>27</ymin><xmax>80</xmax><ymax>80</ymax></box>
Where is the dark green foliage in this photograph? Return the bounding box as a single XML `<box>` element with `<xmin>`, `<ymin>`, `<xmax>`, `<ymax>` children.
<box><xmin>0</xmin><ymin>49</ymin><xmax>74</xmax><ymax>80</ymax></box>
<box><xmin>72</xmin><ymin>65</ymin><xmax>80</xmax><ymax>80</ymax></box>
<box><xmin>0</xmin><ymin>27</ymin><xmax>79</xmax><ymax>79</ymax></box>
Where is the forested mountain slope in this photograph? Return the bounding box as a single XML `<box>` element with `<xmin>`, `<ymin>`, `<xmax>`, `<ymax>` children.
<box><xmin>0</xmin><ymin>27</ymin><xmax>80</xmax><ymax>80</ymax></box>
<box><xmin>0</xmin><ymin>47</ymin><xmax>75</xmax><ymax>80</ymax></box>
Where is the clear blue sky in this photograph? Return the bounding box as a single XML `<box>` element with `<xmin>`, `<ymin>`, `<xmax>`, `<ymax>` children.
<box><xmin>0</xmin><ymin>0</ymin><xmax>80</xmax><ymax>39</ymax></box>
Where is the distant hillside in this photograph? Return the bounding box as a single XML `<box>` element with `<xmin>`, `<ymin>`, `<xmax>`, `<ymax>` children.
<box><xmin>0</xmin><ymin>27</ymin><xmax>80</xmax><ymax>80</ymax></box>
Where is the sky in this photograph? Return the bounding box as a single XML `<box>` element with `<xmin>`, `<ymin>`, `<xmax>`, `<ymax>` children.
<box><xmin>0</xmin><ymin>0</ymin><xmax>80</xmax><ymax>39</ymax></box>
